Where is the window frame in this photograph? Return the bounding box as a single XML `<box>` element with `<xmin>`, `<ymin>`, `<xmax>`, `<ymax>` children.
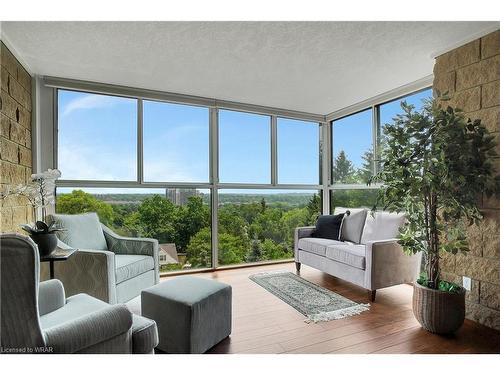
<box><xmin>52</xmin><ymin>82</ymin><xmax>324</xmax><ymax>274</ymax></box>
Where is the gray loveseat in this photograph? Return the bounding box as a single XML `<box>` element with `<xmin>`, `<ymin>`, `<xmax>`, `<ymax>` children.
<box><xmin>0</xmin><ymin>234</ymin><xmax>158</xmax><ymax>353</ymax></box>
<box><xmin>294</xmin><ymin>207</ymin><xmax>421</xmax><ymax>301</ymax></box>
<box><xmin>47</xmin><ymin>212</ymin><xmax>159</xmax><ymax>304</ymax></box>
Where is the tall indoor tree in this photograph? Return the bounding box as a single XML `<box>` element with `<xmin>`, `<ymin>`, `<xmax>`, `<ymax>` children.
<box><xmin>371</xmin><ymin>96</ymin><xmax>498</xmax><ymax>290</ymax></box>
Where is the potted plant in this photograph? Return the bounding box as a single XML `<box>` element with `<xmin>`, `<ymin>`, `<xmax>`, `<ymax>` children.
<box><xmin>1</xmin><ymin>169</ymin><xmax>63</xmax><ymax>257</ymax></box>
<box><xmin>370</xmin><ymin>96</ymin><xmax>498</xmax><ymax>334</ymax></box>
<box><xmin>20</xmin><ymin>221</ymin><xmax>64</xmax><ymax>257</ymax></box>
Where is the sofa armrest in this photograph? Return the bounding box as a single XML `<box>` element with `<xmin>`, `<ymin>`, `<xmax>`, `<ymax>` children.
<box><xmin>54</xmin><ymin>248</ymin><xmax>117</xmax><ymax>304</ymax></box>
<box><xmin>102</xmin><ymin>225</ymin><xmax>159</xmax><ymax>284</ymax></box>
<box><xmin>43</xmin><ymin>304</ymin><xmax>132</xmax><ymax>353</ymax></box>
<box><xmin>294</xmin><ymin>226</ymin><xmax>316</xmax><ymax>260</ymax></box>
<box><xmin>39</xmin><ymin>279</ymin><xmax>66</xmax><ymax>316</ymax></box>
<box><xmin>364</xmin><ymin>239</ymin><xmax>422</xmax><ymax>290</ymax></box>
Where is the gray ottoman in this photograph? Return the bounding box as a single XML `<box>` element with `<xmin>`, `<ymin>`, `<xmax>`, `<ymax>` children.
<box><xmin>141</xmin><ymin>276</ymin><xmax>232</xmax><ymax>354</ymax></box>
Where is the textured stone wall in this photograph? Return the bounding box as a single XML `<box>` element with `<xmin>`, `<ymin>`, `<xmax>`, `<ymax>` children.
<box><xmin>0</xmin><ymin>41</ymin><xmax>33</xmax><ymax>233</ymax></box>
<box><xmin>433</xmin><ymin>30</ymin><xmax>500</xmax><ymax>330</ymax></box>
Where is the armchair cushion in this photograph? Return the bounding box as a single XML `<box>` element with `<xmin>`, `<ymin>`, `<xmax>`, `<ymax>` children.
<box><xmin>48</xmin><ymin>213</ymin><xmax>107</xmax><ymax>251</ymax></box>
<box><xmin>115</xmin><ymin>255</ymin><xmax>155</xmax><ymax>284</ymax></box>
<box><xmin>40</xmin><ymin>293</ymin><xmax>109</xmax><ymax>329</ymax></box>
<box><xmin>38</xmin><ymin>279</ymin><xmax>65</xmax><ymax>316</ymax></box>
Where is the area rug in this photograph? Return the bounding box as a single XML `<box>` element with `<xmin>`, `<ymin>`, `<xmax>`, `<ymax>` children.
<box><xmin>249</xmin><ymin>270</ymin><xmax>370</xmax><ymax>323</ymax></box>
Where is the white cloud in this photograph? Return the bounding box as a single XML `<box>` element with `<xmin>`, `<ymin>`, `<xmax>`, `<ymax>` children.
<box><xmin>58</xmin><ymin>142</ymin><xmax>136</xmax><ymax>181</ymax></box>
<box><xmin>61</xmin><ymin>94</ymin><xmax>123</xmax><ymax>117</ymax></box>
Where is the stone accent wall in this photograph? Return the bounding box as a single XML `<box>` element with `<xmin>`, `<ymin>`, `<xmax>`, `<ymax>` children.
<box><xmin>0</xmin><ymin>41</ymin><xmax>33</xmax><ymax>233</ymax></box>
<box><xmin>433</xmin><ymin>30</ymin><xmax>500</xmax><ymax>330</ymax></box>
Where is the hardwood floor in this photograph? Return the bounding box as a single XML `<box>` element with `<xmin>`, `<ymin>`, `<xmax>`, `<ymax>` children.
<box><xmin>135</xmin><ymin>262</ymin><xmax>500</xmax><ymax>354</ymax></box>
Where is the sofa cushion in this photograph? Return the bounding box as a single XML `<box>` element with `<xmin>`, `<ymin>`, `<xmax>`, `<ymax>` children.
<box><xmin>115</xmin><ymin>255</ymin><xmax>155</xmax><ymax>284</ymax></box>
<box><xmin>360</xmin><ymin>211</ymin><xmax>406</xmax><ymax>244</ymax></box>
<box><xmin>48</xmin><ymin>212</ymin><xmax>107</xmax><ymax>251</ymax></box>
<box><xmin>325</xmin><ymin>243</ymin><xmax>366</xmax><ymax>270</ymax></box>
<box><xmin>333</xmin><ymin>207</ymin><xmax>368</xmax><ymax>244</ymax></box>
<box><xmin>298</xmin><ymin>238</ymin><xmax>344</xmax><ymax>257</ymax></box>
<box><xmin>311</xmin><ymin>213</ymin><xmax>346</xmax><ymax>240</ymax></box>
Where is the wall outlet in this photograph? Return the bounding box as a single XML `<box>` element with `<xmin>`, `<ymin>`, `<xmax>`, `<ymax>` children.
<box><xmin>462</xmin><ymin>276</ymin><xmax>471</xmax><ymax>291</ymax></box>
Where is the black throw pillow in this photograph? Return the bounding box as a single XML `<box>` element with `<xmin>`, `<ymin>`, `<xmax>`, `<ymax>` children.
<box><xmin>311</xmin><ymin>213</ymin><xmax>346</xmax><ymax>240</ymax></box>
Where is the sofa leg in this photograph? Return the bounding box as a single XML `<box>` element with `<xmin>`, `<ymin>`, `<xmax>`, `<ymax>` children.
<box><xmin>369</xmin><ymin>290</ymin><xmax>376</xmax><ymax>302</ymax></box>
<box><xmin>295</xmin><ymin>262</ymin><xmax>301</xmax><ymax>273</ymax></box>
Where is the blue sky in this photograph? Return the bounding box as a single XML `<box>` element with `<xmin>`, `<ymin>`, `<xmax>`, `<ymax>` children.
<box><xmin>379</xmin><ymin>88</ymin><xmax>432</xmax><ymax>128</ymax></box>
<box><xmin>332</xmin><ymin>88</ymin><xmax>432</xmax><ymax>168</ymax></box>
<box><xmin>58</xmin><ymin>90</ymin><xmax>137</xmax><ymax>181</ymax></box>
<box><xmin>143</xmin><ymin>100</ymin><xmax>209</xmax><ymax>182</ymax></box>
<box><xmin>58</xmin><ymin>88</ymin><xmax>431</xmax><ymax>189</ymax></box>
<box><xmin>59</xmin><ymin>90</ymin><xmax>320</xmax><ymax>185</ymax></box>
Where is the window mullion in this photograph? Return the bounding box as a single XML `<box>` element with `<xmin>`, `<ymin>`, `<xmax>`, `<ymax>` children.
<box><xmin>372</xmin><ymin>104</ymin><xmax>379</xmax><ymax>176</ymax></box>
<box><xmin>137</xmin><ymin>99</ymin><xmax>144</xmax><ymax>183</ymax></box>
<box><xmin>210</xmin><ymin>107</ymin><xmax>219</xmax><ymax>269</ymax></box>
<box><xmin>321</xmin><ymin>121</ymin><xmax>330</xmax><ymax>214</ymax></box>
<box><xmin>271</xmin><ymin>115</ymin><xmax>277</xmax><ymax>185</ymax></box>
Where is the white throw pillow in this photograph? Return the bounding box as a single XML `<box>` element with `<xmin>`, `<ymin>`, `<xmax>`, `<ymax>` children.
<box><xmin>360</xmin><ymin>211</ymin><xmax>406</xmax><ymax>244</ymax></box>
<box><xmin>333</xmin><ymin>207</ymin><xmax>368</xmax><ymax>244</ymax></box>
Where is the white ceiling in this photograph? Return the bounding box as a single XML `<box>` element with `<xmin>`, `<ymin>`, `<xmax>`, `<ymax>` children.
<box><xmin>2</xmin><ymin>22</ymin><xmax>498</xmax><ymax>114</ymax></box>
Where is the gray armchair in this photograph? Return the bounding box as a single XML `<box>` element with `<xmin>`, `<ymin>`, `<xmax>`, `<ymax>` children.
<box><xmin>0</xmin><ymin>234</ymin><xmax>158</xmax><ymax>353</ymax></box>
<box><xmin>47</xmin><ymin>212</ymin><xmax>159</xmax><ymax>304</ymax></box>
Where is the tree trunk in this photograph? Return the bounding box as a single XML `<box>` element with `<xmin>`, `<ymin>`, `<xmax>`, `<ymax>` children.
<box><xmin>427</xmin><ymin>193</ymin><xmax>440</xmax><ymax>289</ymax></box>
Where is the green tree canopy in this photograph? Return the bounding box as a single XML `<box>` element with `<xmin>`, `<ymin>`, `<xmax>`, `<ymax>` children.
<box><xmin>332</xmin><ymin>150</ymin><xmax>356</xmax><ymax>183</ymax></box>
<box><xmin>218</xmin><ymin>233</ymin><xmax>249</xmax><ymax>265</ymax></box>
<box><xmin>56</xmin><ymin>190</ymin><xmax>114</xmax><ymax>226</ymax></box>
<box><xmin>185</xmin><ymin>227</ymin><xmax>211</xmax><ymax>268</ymax></box>
<box><xmin>126</xmin><ymin>195</ymin><xmax>178</xmax><ymax>244</ymax></box>
<box><xmin>175</xmin><ymin>196</ymin><xmax>210</xmax><ymax>251</ymax></box>
<box><xmin>356</xmin><ymin>149</ymin><xmax>374</xmax><ymax>184</ymax></box>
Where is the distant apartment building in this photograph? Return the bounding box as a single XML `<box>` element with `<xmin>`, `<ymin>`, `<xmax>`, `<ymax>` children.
<box><xmin>166</xmin><ymin>188</ymin><xmax>199</xmax><ymax>205</ymax></box>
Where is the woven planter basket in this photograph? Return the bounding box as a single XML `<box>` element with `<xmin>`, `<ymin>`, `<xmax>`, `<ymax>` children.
<box><xmin>412</xmin><ymin>282</ymin><xmax>465</xmax><ymax>334</ymax></box>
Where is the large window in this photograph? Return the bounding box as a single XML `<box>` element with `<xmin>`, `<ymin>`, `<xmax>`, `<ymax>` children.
<box><xmin>56</xmin><ymin>187</ymin><xmax>211</xmax><ymax>272</ymax></box>
<box><xmin>332</xmin><ymin>109</ymin><xmax>373</xmax><ymax>184</ymax></box>
<box><xmin>277</xmin><ymin>118</ymin><xmax>319</xmax><ymax>184</ymax></box>
<box><xmin>55</xmin><ymin>82</ymin><xmax>430</xmax><ymax>274</ymax></box>
<box><xmin>58</xmin><ymin>90</ymin><xmax>138</xmax><ymax>181</ymax></box>
<box><xmin>143</xmin><ymin>101</ymin><xmax>209</xmax><ymax>182</ymax></box>
<box><xmin>217</xmin><ymin>189</ymin><xmax>321</xmax><ymax>266</ymax></box>
<box><xmin>218</xmin><ymin>110</ymin><xmax>271</xmax><ymax>184</ymax></box>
